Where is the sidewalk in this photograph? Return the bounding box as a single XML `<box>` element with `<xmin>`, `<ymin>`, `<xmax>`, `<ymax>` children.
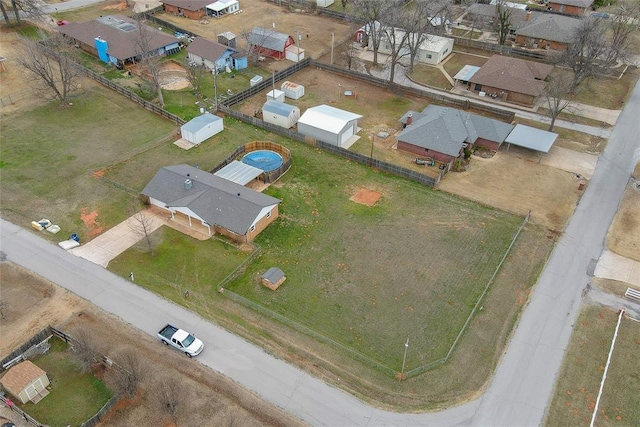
<box><xmin>594</xmin><ymin>249</ymin><xmax>640</xmax><ymax>288</ymax></box>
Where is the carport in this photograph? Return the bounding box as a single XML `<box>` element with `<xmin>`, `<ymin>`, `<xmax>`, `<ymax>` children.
<box><xmin>214</xmin><ymin>160</ymin><xmax>263</xmax><ymax>185</ymax></box>
<box><xmin>504</xmin><ymin>124</ymin><xmax>558</xmax><ymax>162</ymax></box>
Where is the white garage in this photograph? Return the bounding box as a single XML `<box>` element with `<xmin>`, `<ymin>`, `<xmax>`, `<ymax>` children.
<box><xmin>297</xmin><ymin>105</ymin><xmax>362</xmax><ymax>149</ymax></box>
<box><xmin>180</xmin><ymin>112</ymin><xmax>224</xmax><ymax>145</ymax></box>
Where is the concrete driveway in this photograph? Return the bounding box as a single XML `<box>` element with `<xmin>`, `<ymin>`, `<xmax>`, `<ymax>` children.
<box><xmin>69</xmin><ymin>209</ymin><xmax>165</xmax><ymax>267</ymax></box>
<box><xmin>540</xmin><ymin>145</ymin><xmax>598</xmax><ymax>179</ymax></box>
<box><xmin>595</xmin><ymin>249</ymin><xmax>640</xmax><ymax>287</ymax></box>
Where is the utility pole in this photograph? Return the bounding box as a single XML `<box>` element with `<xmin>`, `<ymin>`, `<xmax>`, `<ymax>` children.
<box><xmin>400</xmin><ymin>337</ymin><xmax>409</xmax><ymax>381</ymax></box>
<box><xmin>213</xmin><ymin>68</ymin><xmax>218</xmax><ymax>111</ymax></box>
<box><xmin>330</xmin><ymin>32</ymin><xmax>335</xmax><ymax>65</ymax></box>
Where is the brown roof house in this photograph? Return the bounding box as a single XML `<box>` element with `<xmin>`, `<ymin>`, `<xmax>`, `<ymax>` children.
<box><xmin>141</xmin><ymin>164</ymin><xmax>281</xmax><ymax>243</ymax></box>
<box><xmin>396</xmin><ymin>105</ymin><xmax>514</xmax><ymax>172</ymax></box>
<box><xmin>58</xmin><ymin>15</ymin><xmax>180</xmax><ymax>67</ymax></box>
<box><xmin>0</xmin><ymin>361</ymin><xmax>50</xmax><ymax>404</ymax></box>
<box><xmin>162</xmin><ymin>0</ymin><xmax>240</xmax><ymax>19</ymax></box>
<box><xmin>514</xmin><ymin>13</ymin><xmax>582</xmax><ymax>51</ymax></box>
<box><xmin>468</xmin><ymin>55</ymin><xmax>553</xmax><ymax>106</ymax></box>
<box><xmin>547</xmin><ymin>0</ymin><xmax>594</xmax><ymax>17</ymax></box>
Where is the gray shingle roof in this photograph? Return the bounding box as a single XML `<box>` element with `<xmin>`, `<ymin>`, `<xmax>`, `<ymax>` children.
<box><xmin>187</xmin><ymin>37</ymin><xmax>236</xmax><ymax>62</ymax></box>
<box><xmin>58</xmin><ymin>15</ymin><xmax>178</xmax><ymax>61</ymax></box>
<box><xmin>142</xmin><ymin>164</ymin><xmax>280</xmax><ymax>235</ymax></box>
<box><xmin>397</xmin><ymin>106</ymin><xmax>514</xmax><ymax>156</ymax></box>
<box><xmin>515</xmin><ymin>13</ymin><xmax>582</xmax><ymax>43</ymax></box>
<box><xmin>249</xmin><ymin>27</ymin><xmax>291</xmax><ymax>52</ymax></box>
<box><xmin>469</xmin><ymin>55</ymin><xmax>553</xmax><ymax>96</ymax></box>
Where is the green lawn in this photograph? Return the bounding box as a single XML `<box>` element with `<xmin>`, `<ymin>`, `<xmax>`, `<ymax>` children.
<box><xmin>0</xmin><ymin>83</ymin><xmax>176</xmax><ymax>242</ymax></box>
<box><xmin>545</xmin><ymin>306</ymin><xmax>640</xmax><ymax>427</ymax></box>
<box><xmin>16</xmin><ymin>338</ymin><xmax>112</xmax><ymax>427</ymax></box>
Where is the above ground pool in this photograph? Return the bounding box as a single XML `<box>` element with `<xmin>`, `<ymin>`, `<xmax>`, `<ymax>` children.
<box><xmin>242</xmin><ymin>150</ymin><xmax>284</xmax><ymax>172</ymax></box>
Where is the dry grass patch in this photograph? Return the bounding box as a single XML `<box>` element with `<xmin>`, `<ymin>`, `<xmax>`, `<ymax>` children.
<box><xmin>606</xmin><ymin>176</ymin><xmax>640</xmax><ymax>262</ymax></box>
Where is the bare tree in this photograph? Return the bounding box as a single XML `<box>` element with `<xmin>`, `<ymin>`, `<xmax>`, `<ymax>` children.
<box><xmin>153</xmin><ymin>376</ymin><xmax>186</xmax><ymax>426</ymax></box>
<box><xmin>543</xmin><ymin>73</ymin><xmax>574</xmax><ymax>132</ymax></box>
<box><xmin>107</xmin><ymin>349</ymin><xmax>147</xmax><ymax>399</ymax></box>
<box><xmin>16</xmin><ymin>30</ymin><xmax>82</xmax><ymax>105</ymax></box>
<box><xmin>342</xmin><ymin>39</ymin><xmax>361</xmax><ymax>70</ymax></box>
<box><xmin>601</xmin><ymin>1</ymin><xmax>640</xmax><ymax>67</ymax></box>
<box><xmin>135</xmin><ymin>16</ymin><xmax>165</xmax><ymax>107</ymax></box>
<box><xmin>351</xmin><ymin>0</ymin><xmax>393</xmax><ymax>65</ymax></box>
<box><xmin>563</xmin><ymin>18</ymin><xmax>610</xmax><ymax>90</ymax></box>
<box><xmin>1</xmin><ymin>0</ymin><xmax>43</xmax><ymax>26</ymax></box>
<box><xmin>71</xmin><ymin>328</ymin><xmax>102</xmax><ymax>373</ymax></box>
<box><xmin>495</xmin><ymin>0</ymin><xmax>511</xmax><ymax>46</ymax></box>
<box><xmin>182</xmin><ymin>59</ymin><xmax>205</xmax><ymax>100</ymax></box>
<box><xmin>128</xmin><ymin>204</ymin><xmax>156</xmax><ymax>255</ymax></box>
<box><xmin>403</xmin><ymin>1</ymin><xmax>438</xmax><ymax>74</ymax></box>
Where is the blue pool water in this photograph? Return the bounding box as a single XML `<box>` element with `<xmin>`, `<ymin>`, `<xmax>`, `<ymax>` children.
<box><xmin>242</xmin><ymin>150</ymin><xmax>283</xmax><ymax>172</ymax></box>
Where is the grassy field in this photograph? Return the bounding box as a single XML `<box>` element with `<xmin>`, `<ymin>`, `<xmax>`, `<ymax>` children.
<box><xmin>16</xmin><ymin>338</ymin><xmax>112</xmax><ymax>427</ymax></box>
<box><xmin>408</xmin><ymin>63</ymin><xmax>453</xmax><ymax>90</ymax></box>
<box><xmin>0</xmin><ymin>82</ymin><xmax>176</xmax><ymax>242</ymax></box>
<box><xmin>545</xmin><ymin>306</ymin><xmax>640</xmax><ymax>427</ymax></box>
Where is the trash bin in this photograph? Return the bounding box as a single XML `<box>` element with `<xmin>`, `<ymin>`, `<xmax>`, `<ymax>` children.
<box><xmin>69</xmin><ymin>233</ymin><xmax>79</xmax><ymax>242</ymax></box>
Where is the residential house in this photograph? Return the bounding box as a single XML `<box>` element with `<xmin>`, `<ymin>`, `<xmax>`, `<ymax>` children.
<box><xmin>468</xmin><ymin>55</ymin><xmax>553</xmax><ymax>106</ymax></box>
<box><xmin>162</xmin><ymin>0</ymin><xmax>211</xmax><ymax>19</ymax></box>
<box><xmin>396</xmin><ymin>105</ymin><xmax>514</xmax><ymax>170</ymax></box>
<box><xmin>248</xmin><ymin>27</ymin><xmax>295</xmax><ymax>60</ymax></box>
<box><xmin>547</xmin><ymin>0</ymin><xmax>594</xmax><ymax>17</ymax></box>
<box><xmin>374</xmin><ymin>28</ymin><xmax>454</xmax><ymax>66</ymax></box>
<box><xmin>141</xmin><ymin>164</ymin><xmax>281</xmax><ymax>243</ymax></box>
<box><xmin>58</xmin><ymin>15</ymin><xmax>179</xmax><ymax>67</ymax></box>
<box><xmin>514</xmin><ymin>13</ymin><xmax>582</xmax><ymax>51</ymax></box>
<box><xmin>187</xmin><ymin>37</ymin><xmax>247</xmax><ymax>71</ymax></box>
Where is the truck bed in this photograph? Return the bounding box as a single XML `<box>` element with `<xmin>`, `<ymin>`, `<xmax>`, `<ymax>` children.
<box><xmin>158</xmin><ymin>324</ymin><xmax>178</xmax><ymax>340</ymax></box>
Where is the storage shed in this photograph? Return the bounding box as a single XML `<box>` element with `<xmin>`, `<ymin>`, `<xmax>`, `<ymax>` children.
<box><xmin>262</xmin><ymin>100</ymin><xmax>300</xmax><ymax>129</ymax></box>
<box><xmin>266</xmin><ymin>89</ymin><xmax>285</xmax><ymax>102</ymax></box>
<box><xmin>297</xmin><ymin>105</ymin><xmax>362</xmax><ymax>149</ymax></box>
<box><xmin>250</xmin><ymin>75</ymin><xmax>264</xmax><ymax>87</ymax></box>
<box><xmin>180</xmin><ymin>112</ymin><xmax>224</xmax><ymax>145</ymax></box>
<box><xmin>316</xmin><ymin>0</ymin><xmax>334</xmax><ymax>7</ymax></box>
<box><xmin>285</xmin><ymin>45</ymin><xmax>305</xmax><ymax>63</ymax></box>
<box><xmin>281</xmin><ymin>81</ymin><xmax>304</xmax><ymax>100</ymax></box>
<box><xmin>0</xmin><ymin>361</ymin><xmax>50</xmax><ymax>404</ymax></box>
<box><xmin>261</xmin><ymin>267</ymin><xmax>286</xmax><ymax>290</ymax></box>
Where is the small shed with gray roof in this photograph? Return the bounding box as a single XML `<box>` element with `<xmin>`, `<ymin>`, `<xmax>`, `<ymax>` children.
<box><xmin>298</xmin><ymin>105</ymin><xmax>362</xmax><ymax>149</ymax></box>
<box><xmin>187</xmin><ymin>37</ymin><xmax>246</xmax><ymax>71</ymax></box>
<box><xmin>180</xmin><ymin>112</ymin><xmax>224</xmax><ymax>145</ymax></box>
<box><xmin>261</xmin><ymin>267</ymin><xmax>286</xmax><ymax>290</ymax></box>
<box><xmin>262</xmin><ymin>100</ymin><xmax>300</xmax><ymax>129</ymax></box>
<box><xmin>142</xmin><ymin>164</ymin><xmax>281</xmax><ymax>242</ymax></box>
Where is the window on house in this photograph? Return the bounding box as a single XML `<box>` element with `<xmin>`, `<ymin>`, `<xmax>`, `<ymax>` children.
<box><xmin>266</xmin><ymin>211</ymin><xmax>271</xmax><ymax>218</ymax></box>
<box><xmin>425</xmin><ymin>53</ymin><xmax>432</xmax><ymax>59</ymax></box>
<box><xmin>250</xmin><ymin>225</ymin><xmax>256</xmax><ymax>232</ymax></box>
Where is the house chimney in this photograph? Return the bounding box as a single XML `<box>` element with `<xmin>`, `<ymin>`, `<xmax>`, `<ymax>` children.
<box><xmin>526</xmin><ymin>10</ymin><xmax>532</xmax><ymax>21</ymax></box>
<box><xmin>406</xmin><ymin>113</ymin><xmax>413</xmax><ymax>126</ymax></box>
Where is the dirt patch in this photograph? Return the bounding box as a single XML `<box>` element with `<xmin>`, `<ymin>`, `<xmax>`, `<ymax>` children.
<box><xmin>80</xmin><ymin>207</ymin><xmax>104</xmax><ymax>238</ymax></box>
<box><xmin>101</xmin><ymin>1</ymin><xmax>129</xmax><ymax>11</ymax></box>
<box><xmin>350</xmin><ymin>187</ymin><xmax>381</xmax><ymax>207</ymax></box>
<box><xmin>0</xmin><ymin>261</ymin><xmax>304</xmax><ymax>427</ymax></box>
<box><xmin>438</xmin><ymin>147</ymin><xmax>582</xmax><ymax>231</ymax></box>
<box><xmin>159</xmin><ymin>61</ymin><xmax>190</xmax><ymax>90</ymax></box>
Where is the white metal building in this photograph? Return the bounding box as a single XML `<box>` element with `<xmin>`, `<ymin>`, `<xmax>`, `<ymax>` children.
<box><xmin>262</xmin><ymin>100</ymin><xmax>300</xmax><ymax>129</ymax></box>
<box><xmin>180</xmin><ymin>113</ymin><xmax>224</xmax><ymax>145</ymax></box>
<box><xmin>297</xmin><ymin>105</ymin><xmax>362</xmax><ymax>148</ymax></box>
<box><xmin>281</xmin><ymin>81</ymin><xmax>305</xmax><ymax>99</ymax></box>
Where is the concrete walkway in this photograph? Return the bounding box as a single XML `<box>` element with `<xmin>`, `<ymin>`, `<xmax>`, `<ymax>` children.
<box><xmin>540</xmin><ymin>146</ymin><xmax>598</xmax><ymax>179</ymax></box>
<box><xmin>594</xmin><ymin>249</ymin><xmax>640</xmax><ymax>288</ymax></box>
<box><xmin>69</xmin><ymin>209</ymin><xmax>165</xmax><ymax>267</ymax></box>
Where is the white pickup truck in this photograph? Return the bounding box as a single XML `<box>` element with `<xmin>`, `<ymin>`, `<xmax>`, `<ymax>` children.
<box><xmin>157</xmin><ymin>324</ymin><xmax>204</xmax><ymax>357</ymax></box>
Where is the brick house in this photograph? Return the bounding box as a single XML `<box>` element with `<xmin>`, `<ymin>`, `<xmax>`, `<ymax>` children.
<box><xmin>162</xmin><ymin>0</ymin><xmax>210</xmax><ymax>20</ymax></box>
<box><xmin>514</xmin><ymin>13</ymin><xmax>582</xmax><ymax>51</ymax></box>
<box><xmin>547</xmin><ymin>0</ymin><xmax>594</xmax><ymax>17</ymax></box>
